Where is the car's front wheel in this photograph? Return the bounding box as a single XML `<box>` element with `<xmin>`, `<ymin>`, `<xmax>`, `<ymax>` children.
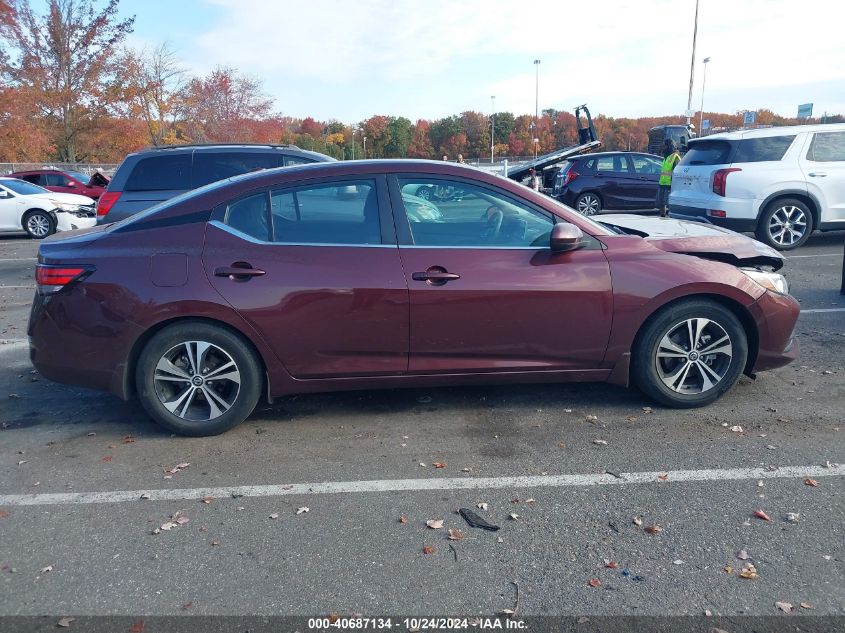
<box><xmin>756</xmin><ymin>198</ymin><xmax>813</xmax><ymax>250</ymax></box>
<box><xmin>23</xmin><ymin>210</ymin><xmax>55</xmax><ymax>239</ymax></box>
<box><xmin>136</xmin><ymin>321</ymin><xmax>263</xmax><ymax>436</ymax></box>
<box><xmin>632</xmin><ymin>299</ymin><xmax>748</xmax><ymax>408</ymax></box>
<box><xmin>575</xmin><ymin>192</ymin><xmax>602</xmax><ymax>215</ymax></box>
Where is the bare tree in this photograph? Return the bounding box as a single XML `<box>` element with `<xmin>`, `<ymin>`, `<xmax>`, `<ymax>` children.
<box><xmin>0</xmin><ymin>0</ymin><xmax>135</xmax><ymax>161</ymax></box>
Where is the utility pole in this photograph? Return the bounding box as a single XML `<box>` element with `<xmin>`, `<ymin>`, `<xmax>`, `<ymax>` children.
<box><xmin>699</xmin><ymin>57</ymin><xmax>710</xmax><ymax>135</ymax></box>
<box><xmin>351</xmin><ymin>129</ymin><xmax>355</xmax><ymax>160</ymax></box>
<box><xmin>490</xmin><ymin>95</ymin><xmax>496</xmax><ymax>163</ymax></box>
<box><xmin>534</xmin><ymin>59</ymin><xmax>541</xmax><ymax>160</ymax></box>
<box><xmin>686</xmin><ymin>0</ymin><xmax>699</xmax><ymax>125</ymax></box>
<box><xmin>363</xmin><ymin>136</ymin><xmax>367</xmax><ymax>159</ymax></box>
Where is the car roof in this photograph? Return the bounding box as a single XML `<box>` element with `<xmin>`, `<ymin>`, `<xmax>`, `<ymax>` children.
<box><xmin>570</xmin><ymin>151</ymin><xmax>659</xmax><ymax>160</ymax></box>
<box><xmin>700</xmin><ymin>122</ymin><xmax>845</xmax><ymax>141</ymax></box>
<box><xmin>120</xmin><ymin>143</ymin><xmax>335</xmax><ymax>164</ymax></box>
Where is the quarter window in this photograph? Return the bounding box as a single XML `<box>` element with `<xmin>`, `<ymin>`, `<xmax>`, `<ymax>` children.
<box><xmin>733</xmin><ymin>135</ymin><xmax>795</xmax><ymax>163</ymax></box>
<box><xmin>270</xmin><ymin>180</ymin><xmax>381</xmax><ymax>245</ymax></box>
<box><xmin>125</xmin><ymin>154</ymin><xmax>191</xmax><ymax>191</ymax></box>
<box><xmin>398</xmin><ymin>178</ymin><xmax>554</xmax><ymax>248</ymax></box>
<box><xmin>807</xmin><ymin>131</ymin><xmax>845</xmax><ymax>162</ymax></box>
<box><xmin>223</xmin><ymin>193</ymin><xmax>271</xmax><ymax>241</ymax></box>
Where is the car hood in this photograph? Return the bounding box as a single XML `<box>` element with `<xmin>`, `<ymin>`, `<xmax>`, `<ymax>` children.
<box><xmin>598</xmin><ymin>214</ymin><xmax>784</xmax><ymax>270</ymax></box>
<box><xmin>28</xmin><ymin>192</ymin><xmax>96</xmax><ymax>206</ymax></box>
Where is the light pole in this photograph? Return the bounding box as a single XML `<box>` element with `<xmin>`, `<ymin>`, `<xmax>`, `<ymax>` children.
<box><xmin>363</xmin><ymin>136</ymin><xmax>367</xmax><ymax>159</ymax></box>
<box><xmin>686</xmin><ymin>0</ymin><xmax>699</xmax><ymax>125</ymax></box>
<box><xmin>490</xmin><ymin>95</ymin><xmax>496</xmax><ymax>163</ymax></box>
<box><xmin>351</xmin><ymin>129</ymin><xmax>356</xmax><ymax>160</ymax></box>
<box><xmin>699</xmin><ymin>57</ymin><xmax>711</xmax><ymax>135</ymax></box>
<box><xmin>533</xmin><ymin>59</ymin><xmax>540</xmax><ymax>142</ymax></box>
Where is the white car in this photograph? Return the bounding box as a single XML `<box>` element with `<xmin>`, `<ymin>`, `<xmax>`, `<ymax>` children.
<box><xmin>0</xmin><ymin>177</ymin><xmax>97</xmax><ymax>239</ymax></box>
<box><xmin>668</xmin><ymin>123</ymin><xmax>845</xmax><ymax>250</ymax></box>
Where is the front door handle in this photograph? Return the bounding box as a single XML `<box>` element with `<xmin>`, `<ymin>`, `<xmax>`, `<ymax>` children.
<box><xmin>412</xmin><ymin>267</ymin><xmax>460</xmax><ymax>286</ymax></box>
<box><xmin>808</xmin><ymin>172</ymin><xmax>827</xmax><ymax>177</ymax></box>
<box><xmin>214</xmin><ymin>262</ymin><xmax>266</xmax><ymax>280</ymax></box>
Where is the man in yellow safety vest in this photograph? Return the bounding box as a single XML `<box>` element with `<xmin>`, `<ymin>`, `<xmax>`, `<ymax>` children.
<box><xmin>656</xmin><ymin>139</ymin><xmax>682</xmax><ymax>217</ymax></box>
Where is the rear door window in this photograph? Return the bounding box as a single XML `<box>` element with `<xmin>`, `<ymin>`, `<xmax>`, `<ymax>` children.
<box><xmin>680</xmin><ymin>140</ymin><xmax>733</xmax><ymax>166</ymax></box>
<box><xmin>270</xmin><ymin>180</ymin><xmax>381</xmax><ymax>245</ymax></box>
<box><xmin>733</xmin><ymin>135</ymin><xmax>796</xmax><ymax>163</ymax></box>
<box><xmin>125</xmin><ymin>154</ymin><xmax>191</xmax><ymax>191</ymax></box>
<box><xmin>44</xmin><ymin>172</ymin><xmax>69</xmax><ymax>186</ymax></box>
<box><xmin>806</xmin><ymin>131</ymin><xmax>845</xmax><ymax>162</ymax></box>
<box><xmin>19</xmin><ymin>174</ymin><xmax>42</xmax><ymax>185</ymax></box>
<box><xmin>595</xmin><ymin>155</ymin><xmax>629</xmax><ymax>173</ymax></box>
<box><xmin>630</xmin><ymin>155</ymin><xmax>662</xmax><ymax>174</ymax></box>
<box><xmin>192</xmin><ymin>152</ymin><xmax>281</xmax><ymax>188</ymax></box>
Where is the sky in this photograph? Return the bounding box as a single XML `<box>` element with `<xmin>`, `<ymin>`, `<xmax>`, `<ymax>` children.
<box><xmin>127</xmin><ymin>0</ymin><xmax>845</xmax><ymax>123</ymax></box>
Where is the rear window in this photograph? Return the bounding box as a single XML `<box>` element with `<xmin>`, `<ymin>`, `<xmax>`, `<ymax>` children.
<box><xmin>192</xmin><ymin>152</ymin><xmax>281</xmax><ymax>188</ymax></box>
<box><xmin>807</xmin><ymin>131</ymin><xmax>845</xmax><ymax>162</ymax></box>
<box><xmin>733</xmin><ymin>135</ymin><xmax>795</xmax><ymax>163</ymax></box>
<box><xmin>124</xmin><ymin>154</ymin><xmax>191</xmax><ymax>191</ymax></box>
<box><xmin>680</xmin><ymin>140</ymin><xmax>732</xmax><ymax>166</ymax></box>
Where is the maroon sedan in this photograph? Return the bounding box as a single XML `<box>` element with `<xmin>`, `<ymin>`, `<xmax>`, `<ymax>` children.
<box><xmin>29</xmin><ymin>160</ymin><xmax>799</xmax><ymax>436</ymax></box>
<box><xmin>9</xmin><ymin>169</ymin><xmax>109</xmax><ymax>199</ymax></box>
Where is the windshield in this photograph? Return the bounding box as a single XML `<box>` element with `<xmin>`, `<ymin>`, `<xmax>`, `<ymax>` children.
<box><xmin>1</xmin><ymin>179</ymin><xmax>50</xmax><ymax>196</ymax></box>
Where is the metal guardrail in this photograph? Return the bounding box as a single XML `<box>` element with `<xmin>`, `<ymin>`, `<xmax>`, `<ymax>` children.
<box><xmin>0</xmin><ymin>163</ymin><xmax>119</xmax><ymax>176</ymax></box>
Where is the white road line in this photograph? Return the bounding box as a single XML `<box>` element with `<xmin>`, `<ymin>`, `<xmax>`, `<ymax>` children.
<box><xmin>0</xmin><ymin>285</ymin><xmax>35</xmax><ymax>289</ymax></box>
<box><xmin>800</xmin><ymin>308</ymin><xmax>845</xmax><ymax>314</ymax></box>
<box><xmin>787</xmin><ymin>254</ymin><xmax>841</xmax><ymax>259</ymax></box>
<box><xmin>0</xmin><ymin>465</ymin><xmax>840</xmax><ymax>508</ymax></box>
<box><xmin>0</xmin><ymin>257</ymin><xmax>36</xmax><ymax>261</ymax></box>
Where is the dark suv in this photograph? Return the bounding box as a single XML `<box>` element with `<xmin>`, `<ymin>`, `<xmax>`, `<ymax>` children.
<box><xmin>97</xmin><ymin>144</ymin><xmax>334</xmax><ymax>223</ymax></box>
<box><xmin>551</xmin><ymin>151</ymin><xmax>663</xmax><ymax>215</ymax></box>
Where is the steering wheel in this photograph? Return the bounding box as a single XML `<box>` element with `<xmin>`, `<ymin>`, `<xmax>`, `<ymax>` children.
<box><xmin>483</xmin><ymin>208</ymin><xmax>504</xmax><ymax>243</ymax></box>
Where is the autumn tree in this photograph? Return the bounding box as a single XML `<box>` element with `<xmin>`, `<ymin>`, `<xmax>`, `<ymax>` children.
<box><xmin>407</xmin><ymin>119</ymin><xmax>435</xmax><ymax>158</ymax></box>
<box><xmin>0</xmin><ymin>0</ymin><xmax>135</xmax><ymax>161</ymax></box>
<box><xmin>386</xmin><ymin>116</ymin><xmax>412</xmax><ymax>157</ymax></box>
<box><xmin>181</xmin><ymin>66</ymin><xmax>273</xmax><ymax>142</ymax></box>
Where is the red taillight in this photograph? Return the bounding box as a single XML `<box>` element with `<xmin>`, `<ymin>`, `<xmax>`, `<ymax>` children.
<box><xmin>35</xmin><ymin>265</ymin><xmax>90</xmax><ymax>293</ymax></box>
<box><xmin>96</xmin><ymin>191</ymin><xmax>121</xmax><ymax>218</ymax></box>
<box><xmin>564</xmin><ymin>169</ymin><xmax>579</xmax><ymax>185</ymax></box>
<box><xmin>712</xmin><ymin>168</ymin><xmax>741</xmax><ymax>197</ymax></box>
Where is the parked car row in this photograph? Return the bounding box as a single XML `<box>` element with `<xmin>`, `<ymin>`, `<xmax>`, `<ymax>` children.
<box><xmin>0</xmin><ymin>177</ymin><xmax>96</xmax><ymax>238</ymax></box>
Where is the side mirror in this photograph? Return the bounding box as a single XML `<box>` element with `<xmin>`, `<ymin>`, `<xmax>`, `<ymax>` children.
<box><xmin>550</xmin><ymin>223</ymin><xmax>584</xmax><ymax>252</ymax></box>
<box><xmin>67</xmin><ymin>181</ymin><xmax>77</xmax><ymax>187</ymax></box>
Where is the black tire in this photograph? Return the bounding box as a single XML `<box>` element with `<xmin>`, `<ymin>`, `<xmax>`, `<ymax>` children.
<box><xmin>22</xmin><ymin>209</ymin><xmax>55</xmax><ymax>239</ymax></box>
<box><xmin>755</xmin><ymin>198</ymin><xmax>813</xmax><ymax>251</ymax></box>
<box><xmin>632</xmin><ymin>299</ymin><xmax>748</xmax><ymax>408</ymax></box>
<box><xmin>135</xmin><ymin>321</ymin><xmax>263</xmax><ymax>436</ymax></box>
<box><xmin>574</xmin><ymin>192</ymin><xmax>602</xmax><ymax>216</ymax></box>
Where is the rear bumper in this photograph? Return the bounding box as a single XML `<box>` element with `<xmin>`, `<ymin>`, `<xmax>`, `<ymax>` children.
<box><xmin>668</xmin><ymin>204</ymin><xmax>758</xmax><ymax>232</ymax></box>
<box><xmin>748</xmin><ymin>290</ymin><xmax>801</xmax><ymax>373</ymax></box>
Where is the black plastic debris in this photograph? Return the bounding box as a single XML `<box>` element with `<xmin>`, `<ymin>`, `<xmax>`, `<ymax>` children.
<box><xmin>459</xmin><ymin>508</ymin><xmax>500</xmax><ymax>532</ymax></box>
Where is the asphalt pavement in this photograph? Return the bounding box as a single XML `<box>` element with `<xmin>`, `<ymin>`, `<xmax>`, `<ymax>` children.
<box><xmin>0</xmin><ymin>229</ymin><xmax>843</xmax><ymax>624</ymax></box>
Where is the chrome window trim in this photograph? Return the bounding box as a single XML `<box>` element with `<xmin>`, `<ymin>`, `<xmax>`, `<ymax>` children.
<box><xmin>208</xmin><ymin>220</ymin><xmax>395</xmax><ymax>248</ymax></box>
<box><xmin>399</xmin><ymin>244</ymin><xmax>548</xmax><ymax>250</ymax></box>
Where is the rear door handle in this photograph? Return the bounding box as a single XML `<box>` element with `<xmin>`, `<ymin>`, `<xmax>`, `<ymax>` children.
<box><xmin>412</xmin><ymin>268</ymin><xmax>460</xmax><ymax>285</ymax></box>
<box><xmin>214</xmin><ymin>263</ymin><xmax>266</xmax><ymax>280</ymax></box>
<box><xmin>808</xmin><ymin>172</ymin><xmax>827</xmax><ymax>177</ymax></box>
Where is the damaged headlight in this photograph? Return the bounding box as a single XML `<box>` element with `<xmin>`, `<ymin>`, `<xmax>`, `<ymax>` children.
<box><xmin>49</xmin><ymin>200</ymin><xmax>81</xmax><ymax>212</ymax></box>
<box><xmin>740</xmin><ymin>267</ymin><xmax>789</xmax><ymax>295</ymax></box>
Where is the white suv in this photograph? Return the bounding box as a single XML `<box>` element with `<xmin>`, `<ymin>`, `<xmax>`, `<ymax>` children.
<box><xmin>668</xmin><ymin>123</ymin><xmax>845</xmax><ymax>250</ymax></box>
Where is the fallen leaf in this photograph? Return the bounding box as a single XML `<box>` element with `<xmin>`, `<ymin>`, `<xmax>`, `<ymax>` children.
<box><xmin>501</xmin><ymin>609</ymin><xmax>515</xmax><ymax>616</ymax></box>
<box><xmin>86</xmin><ymin>432</ymin><xmax>96</xmax><ymax>437</ymax></box>
<box><xmin>426</xmin><ymin>519</ymin><xmax>444</xmax><ymax>529</ymax></box>
<box><xmin>577</xmin><ymin>616</ymin><xmax>589</xmax><ymax>624</ymax></box>
<box><xmin>730</xmin><ymin>425</ymin><xmax>743</xmax><ymax>433</ymax></box>
<box><xmin>57</xmin><ymin>616</ymin><xmax>75</xmax><ymax>627</ymax></box>
<box><xmin>588</xmin><ymin>578</ymin><xmax>601</xmax><ymax>588</ymax></box>
<box><xmin>592</xmin><ymin>439</ymin><xmax>608</xmax><ymax>446</ymax></box>
<box><xmin>210</xmin><ymin>539</ymin><xmax>220</xmax><ymax>546</ymax></box>
<box><xmin>658</xmin><ymin>473</ymin><xmax>669</xmax><ymax>481</ymax></box>
<box><xmin>198</xmin><ymin>527</ymin><xmax>209</xmax><ymax>533</ymax></box>
<box><xmin>704</xmin><ymin>609</ymin><xmax>713</xmax><ymax>617</ymax></box>
<box><xmin>269</xmin><ymin>513</ymin><xmax>279</xmax><ymax>520</ymax></box>
<box><xmin>497</xmin><ymin>537</ymin><xmax>504</xmax><ymax>543</ymax></box>
<box><xmin>605</xmin><ymin>560</ymin><xmax>619</xmax><ymax>569</ymax></box>
<box><xmin>804</xmin><ymin>478</ymin><xmax>819</xmax><ymax>487</ymax></box>
<box><xmin>433</xmin><ymin>462</ymin><xmax>447</xmax><ymax>469</ymax></box>
<box><xmin>642</xmin><ymin>407</ymin><xmax>653</xmax><ymax>413</ymax></box>
<box><xmin>181</xmin><ymin>602</ymin><xmax>193</xmax><ymax>610</ymax></box>
<box><xmin>159</xmin><ymin>522</ymin><xmax>178</xmax><ymax>531</ymax></box>
<box><xmin>785</xmin><ymin>512</ymin><xmax>800</xmax><ymax>523</ymax></box>
<box><xmin>122</xmin><ymin>435</ymin><xmax>135</xmax><ymax>444</ymax></box>
<box><xmin>736</xmin><ymin>550</ymin><xmax>749</xmax><ymax>560</ymax></box>
<box><xmin>175</xmin><ymin>516</ymin><xmax>189</xmax><ymax>525</ymax></box>
<box><xmin>422</xmin><ymin>546</ymin><xmax>435</xmax><ymax>555</ymax></box>
<box><xmin>398</xmin><ymin>516</ymin><xmax>408</xmax><ymax>524</ymax></box>
<box><xmin>164</xmin><ymin>463</ymin><xmax>190</xmax><ymax>474</ymax></box>
<box><xmin>724</xmin><ymin>566</ymin><xmax>734</xmax><ymax>574</ymax></box>
<box><xmin>139</xmin><ymin>493</ymin><xmax>151</xmax><ymax>500</ymax></box>
<box><xmin>129</xmin><ymin>621</ymin><xmax>145</xmax><ymax>633</ymax></box>
<box><xmin>461</xmin><ymin>467</ymin><xmax>471</xmax><ymax>473</ymax></box>
<box><xmin>800</xmin><ymin>602</ymin><xmax>812</xmax><ymax>609</ymax></box>
<box><xmin>558</xmin><ymin>442</ymin><xmax>567</xmax><ymax>449</ymax></box>
<box><xmin>295</xmin><ymin>507</ymin><xmax>310</xmax><ymax>515</ymax></box>
<box><xmin>509</xmin><ymin>513</ymin><xmax>520</xmax><ymax>520</ymax></box>
<box><xmin>673</xmin><ymin>559</ymin><xmax>684</xmax><ymax>565</ymax></box>
<box><xmin>17</xmin><ymin>460</ymin><xmax>26</xmax><ymax>465</ymax></box>
<box><xmin>644</xmin><ymin>524</ymin><xmax>662</xmax><ymax>534</ymax></box>
<box><xmin>627</xmin><ymin>416</ymin><xmax>638</xmax><ymax>422</ymax></box>
<box><xmin>201</xmin><ymin>496</ymin><xmax>214</xmax><ymax>504</ymax></box>
<box><xmin>753</xmin><ymin>509</ymin><xmax>771</xmax><ymax>521</ymax></box>
<box><xmin>447</xmin><ymin>528</ymin><xmax>464</xmax><ymax>541</ymax></box>
<box><xmin>525</xmin><ymin>498</ymin><xmax>535</xmax><ymax>504</ymax></box>
<box><xmin>739</xmin><ymin>563</ymin><xmax>759</xmax><ymax>580</ymax></box>
<box><xmin>775</xmin><ymin>601</ymin><xmax>793</xmax><ymax>613</ymax></box>
<box><xmin>101</xmin><ymin>456</ymin><xmax>113</xmax><ymax>463</ymax></box>
<box><xmin>632</xmin><ymin>517</ymin><xmax>643</xmax><ymax>526</ymax></box>
<box><xmin>476</xmin><ymin>503</ymin><xmax>488</xmax><ymax>511</ymax></box>
<box><xmin>585</xmin><ymin>415</ymin><xmax>598</xmax><ymax>423</ymax></box>
<box><xmin>40</xmin><ymin>565</ymin><xmax>53</xmax><ymax>573</ymax></box>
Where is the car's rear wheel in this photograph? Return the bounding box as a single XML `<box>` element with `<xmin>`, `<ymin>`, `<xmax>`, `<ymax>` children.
<box><xmin>23</xmin><ymin>210</ymin><xmax>55</xmax><ymax>239</ymax></box>
<box><xmin>756</xmin><ymin>198</ymin><xmax>813</xmax><ymax>250</ymax></box>
<box><xmin>136</xmin><ymin>322</ymin><xmax>262</xmax><ymax>436</ymax></box>
<box><xmin>575</xmin><ymin>192</ymin><xmax>602</xmax><ymax>215</ymax></box>
<box><xmin>632</xmin><ymin>299</ymin><xmax>748</xmax><ymax>408</ymax></box>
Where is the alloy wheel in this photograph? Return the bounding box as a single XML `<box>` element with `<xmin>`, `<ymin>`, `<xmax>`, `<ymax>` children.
<box><xmin>577</xmin><ymin>194</ymin><xmax>600</xmax><ymax>215</ymax></box>
<box><xmin>27</xmin><ymin>214</ymin><xmax>51</xmax><ymax>238</ymax></box>
<box><xmin>655</xmin><ymin>318</ymin><xmax>733</xmax><ymax>394</ymax></box>
<box><xmin>153</xmin><ymin>341</ymin><xmax>241</xmax><ymax>421</ymax></box>
<box><xmin>768</xmin><ymin>205</ymin><xmax>807</xmax><ymax>247</ymax></box>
